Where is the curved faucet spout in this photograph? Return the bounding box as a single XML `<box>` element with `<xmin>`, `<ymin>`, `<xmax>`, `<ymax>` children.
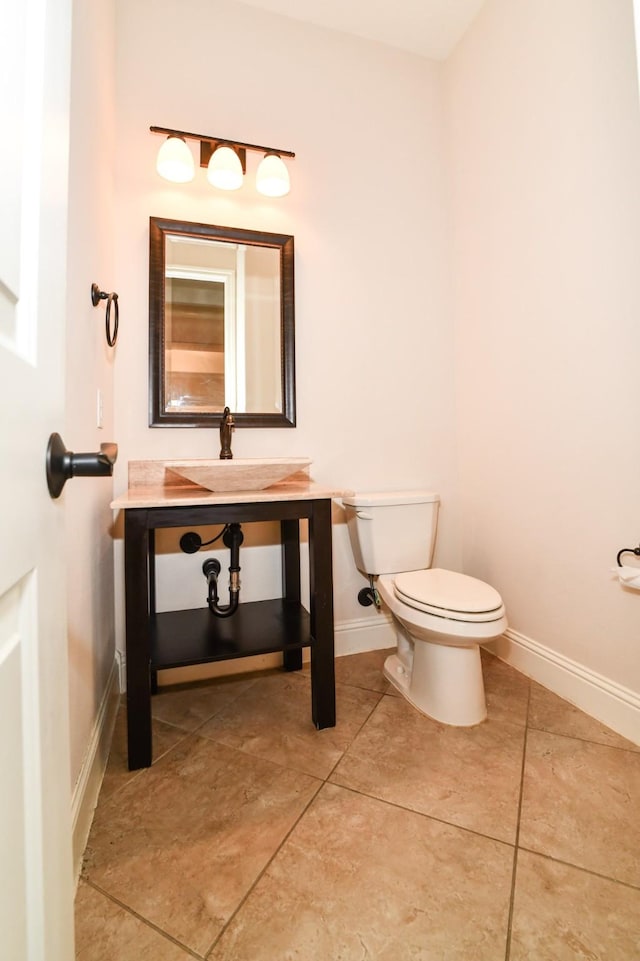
<box><xmin>219</xmin><ymin>406</ymin><xmax>234</xmax><ymax>460</ymax></box>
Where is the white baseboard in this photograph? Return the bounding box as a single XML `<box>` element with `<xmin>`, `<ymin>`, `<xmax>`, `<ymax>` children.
<box><xmin>115</xmin><ymin>647</ymin><xmax>126</xmax><ymax>692</ymax></box>
<box><xmin>486</xmin><ymin>629</ymin><xmax>640</xmax><ymax>746</ymax></box>
<box><xmin>335</xmin><ymin>612</ymin><xmax>395</xmax><ymax>656</ymax></box>
<box><xmin>114</xmin><ymin>621</ymin><xmax>638</xmax><ymax>746</ymax></box>
<box><xmin>71</xmin><ymin>659</ymin><xmax>120</xmax><ymax>882</ymax></box>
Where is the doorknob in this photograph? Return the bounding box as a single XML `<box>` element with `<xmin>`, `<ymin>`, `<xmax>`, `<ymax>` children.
<box><xmin>46</xmin><ymin>432</ymin><xmax>118</xmax><ymax>499</ymax></box>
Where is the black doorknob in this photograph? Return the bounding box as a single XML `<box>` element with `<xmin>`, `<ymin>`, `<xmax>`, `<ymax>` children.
<box><xmin>46</xmin><ymin>432</ymin><xmax>118</xmax><ymax>499</ymax></box>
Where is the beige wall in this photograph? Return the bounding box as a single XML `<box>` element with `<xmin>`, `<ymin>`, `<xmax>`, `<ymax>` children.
<box><xmin>111</xmin><ymin>0</ymin><xmax>460</xmax><ymax>661</ymax></box>
<box><xmin>445</xmin><ymin>0</ymin><xmax>640</xmax><ymax>708</ymax></box>
<box><xmin>66</xmin><ymin>0</ymin><xmax>117</xmax><ymax>786</ymax></box>
<box><xmin>66</xmin><ymin>0</ymin><xmax>640</xmax><ymax>793</ymax></box>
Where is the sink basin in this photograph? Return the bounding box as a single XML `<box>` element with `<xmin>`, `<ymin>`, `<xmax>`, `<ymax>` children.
<box><xmin>165</xmin><ymin>457</ymin><xmax>312</xmax><ymax>492</ymax></box>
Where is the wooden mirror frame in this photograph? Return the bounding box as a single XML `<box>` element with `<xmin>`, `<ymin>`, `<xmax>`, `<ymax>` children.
<box><xmin>149</xmin><ymin>217</ymin><xmax>296</xmax><ymax>428</ymax></box>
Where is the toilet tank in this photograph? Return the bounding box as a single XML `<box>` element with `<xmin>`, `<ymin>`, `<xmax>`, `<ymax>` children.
<box><xmin>342</xmin><ymin>491</ymin><xmax>440</xmax><ymax>575</ymax></box>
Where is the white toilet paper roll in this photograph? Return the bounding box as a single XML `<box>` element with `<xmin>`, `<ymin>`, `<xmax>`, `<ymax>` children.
<box><xmin>615</xmin><ymin>565</ymin><xmax>640</xmax><ymax>590</ymax></box>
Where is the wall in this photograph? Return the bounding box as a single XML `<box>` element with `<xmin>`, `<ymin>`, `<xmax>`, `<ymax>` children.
<box><xmin>112</xmin><ymin>0</ymin><xmax>460</xmax><ymax>672</ymax></box>
<box><xmin>445</xmin><ymin>0</ymin><xmax>640</xmax><ymax>733</ymax></box>
<box><xmin>66</xmin><ymin>0</ymin><xmax>118</xmax><ymax>798</ymax></box>
<box><xmin>66</xmin><ymin>0</ymin><xmax>640</xmax><ymax>815</ymax></box>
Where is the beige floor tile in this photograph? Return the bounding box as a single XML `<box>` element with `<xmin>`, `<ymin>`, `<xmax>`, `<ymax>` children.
<box><xmin>209</xmin><ymin>783</ymin><xmax>513</xmax><ymax>961</ymax></box>
<box><xmin>528</xmin><ymin>681</ymin><xmax>640</xmax><ymax>751</ymax></box>
<box><xmin>82</xmin><ymin>735</ymin><xmax>320</xmax><ymax>956</ymax></box>
<box><xmin>75</xmin><ymin>882</ymin><xmax>195</xmax><ymax>960</ymax></box>
<box><xmin>78</xmin><ymin>653</ymin><xmax>640</xmax><ymax>960</ymax></box>
<box><xmin>151</xmin><ymin>674</ymin><xmax>260</xmax><ymax>732</ymax></box>
<box><xmin>99</xmin><ymin>707</ymin><xmax>188</xmax><ymax>803</ymax></box>
<box><xmin>519</xmin><ymin>730</ymin><xmax>640</xmax><ymax>886</ymax></box>
<box><xmin>333</xmin><ymin>647</ymin><xmax>393</xmax><ymax>693</ymax></box>
<box><xmin>481</xmin><ymin>650</ymin><xmax>530</xmax><ymax>726</ymax></box>
<box><xmin>198</xmin><ymin>671</ymin><xmax>381</xmax><ymax>779</ymax></box>
<box><xmin>330</xmin><ymin>693</ymin><xmax>525</xmax><ymax>843</ymax></box>
<box><xmin>509</xmin><ymin>850</ymin><xmax>640</xmax><ymax>960</ymax></box>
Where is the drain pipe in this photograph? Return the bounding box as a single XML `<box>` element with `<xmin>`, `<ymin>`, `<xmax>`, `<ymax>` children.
<box><xmin>202</xmin><ymin>522</ymin><xmax>244</xmax><ymax>618</ymax></box>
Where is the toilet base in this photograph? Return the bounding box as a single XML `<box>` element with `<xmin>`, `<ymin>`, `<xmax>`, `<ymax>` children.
<box><xmin>384</xmin><ymin>640</ymin><xmax>487</xmax><ymax>726</ymax></box>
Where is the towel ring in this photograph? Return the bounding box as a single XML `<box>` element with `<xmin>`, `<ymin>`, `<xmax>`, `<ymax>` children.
<box><xmin>91</xmin><ymin>283</ymin><xmax>119</xmax><ymax>347</ymax></box>
<box><xmin>616</xmin><ymin>546</ymin><xmax>640</xmax><ymax>567</ymax></box>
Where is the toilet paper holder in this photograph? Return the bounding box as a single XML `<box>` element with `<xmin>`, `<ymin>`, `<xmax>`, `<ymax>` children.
<box><xmin>616</xmin><ymin>545</ymin><xmax>640</xmax><ymax>566</ymax></box>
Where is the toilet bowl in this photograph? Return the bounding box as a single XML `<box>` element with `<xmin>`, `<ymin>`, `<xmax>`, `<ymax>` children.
<box><xmin>343</xmin><ymin>491</ymin><xmax>508</xmax><ymax>726</ymax></box>
<box><xmin>377</xmin><ymin>569</ymin><xmax>507</xmax><ymax>725</ymax></box>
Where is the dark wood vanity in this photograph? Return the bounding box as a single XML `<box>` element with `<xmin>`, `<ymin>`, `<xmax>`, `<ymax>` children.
<box><xmin>112</xmin><ymin>467</ymin><xmax>339</xmax><ymax>770</ymax></box>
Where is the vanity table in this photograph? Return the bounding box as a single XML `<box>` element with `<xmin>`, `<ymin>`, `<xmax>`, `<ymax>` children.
<box><xmin>111</xmin><ymin>465</ymin><xmax>340</xmax><ymax>770</ymax></box>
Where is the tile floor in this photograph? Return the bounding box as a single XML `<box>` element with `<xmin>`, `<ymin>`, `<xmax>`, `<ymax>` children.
<box><xmin>76</xmin><ymin>649</ymin><xmax>640</xmax><ymax>960</ymax></box>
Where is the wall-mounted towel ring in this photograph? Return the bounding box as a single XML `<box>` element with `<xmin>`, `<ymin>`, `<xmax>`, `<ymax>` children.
<box><xmin>91</xmin><ymin>283</ymin><xmax>119</xmax><ymax>347</ymax></box>
<box><xmin>616</xmin><ymin>546</ymin><xmax>640</xmax><ymax>567</ymax></box>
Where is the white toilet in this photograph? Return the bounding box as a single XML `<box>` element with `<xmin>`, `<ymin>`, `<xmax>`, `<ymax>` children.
<box><xmin>343</xmin><ymin>491</ymin><xmax>508</xmax><ymax>726</ymax></box>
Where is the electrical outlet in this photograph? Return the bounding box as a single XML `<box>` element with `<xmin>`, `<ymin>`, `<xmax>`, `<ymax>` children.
<box><xmin>96</xmin><ymin>388</ymin><xmax>104</xmax><ymax>429</ymax></box>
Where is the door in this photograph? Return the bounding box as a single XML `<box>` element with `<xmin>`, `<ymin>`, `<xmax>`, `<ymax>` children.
<box><xmin>0</xmin><ymin>0</ymin><xmax>75</xmax><ymax>957</ymax></box>
<box><xmin>635</xmin><ymin>0</ymin><xmax>640</xmax><ymax>99</ymax></box>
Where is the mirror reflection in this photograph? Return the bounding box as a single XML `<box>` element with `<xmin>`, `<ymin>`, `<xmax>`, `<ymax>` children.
<box><xmin>149</xmin><ymin>218</ymin><xmax>295</xmax><ymax>428</ymax></box>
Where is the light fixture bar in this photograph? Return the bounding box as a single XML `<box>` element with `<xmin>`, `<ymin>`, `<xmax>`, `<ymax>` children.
<box><xmin>150</xmin><ymin>125</ymin><xmax>295</xmax><ymax>162</ymax></box>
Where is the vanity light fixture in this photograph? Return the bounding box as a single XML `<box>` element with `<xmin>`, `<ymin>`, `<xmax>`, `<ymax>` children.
<box><xmin>151</xmin><ymin>125</ymin><xmax>295</xmax><ymax>196</ymax></box>
<box><xmin>255</xmin><ymin>152</ymin><xmax>290</xmax><ymax>198</ymax></box>
<box><xmin>207</xmin><ymin>145</ymin><xmax>244</xmax><ymax>191</ymax></box>
<box><xmin>155</xmin><ymin>134</ymin><xmax>195</xmax><ymax>183</ymax></box>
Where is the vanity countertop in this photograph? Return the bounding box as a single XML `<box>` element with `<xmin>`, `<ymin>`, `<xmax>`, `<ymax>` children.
<box><xmin>110</xmin><ymin>463</ymin><xmax>346</xmax><ymax>510</ymax></box>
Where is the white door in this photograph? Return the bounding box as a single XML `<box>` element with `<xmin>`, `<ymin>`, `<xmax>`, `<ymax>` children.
<box><xmin>635</xmin><ymin>0</ymin><xmax>640</xmax><ymax>99</ymax></box>
<box><xmin>0</xmin><ymin>0</ymin><xmax>75</xmax><ymax>958</ymax></box>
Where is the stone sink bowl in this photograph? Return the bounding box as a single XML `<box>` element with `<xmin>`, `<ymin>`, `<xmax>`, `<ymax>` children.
<box><xmin>166</xmin><ymin>457</ymin><xmax>312</xmax><ymax>493</ymax></box>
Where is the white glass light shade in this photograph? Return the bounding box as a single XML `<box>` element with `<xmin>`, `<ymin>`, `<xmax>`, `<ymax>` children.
<box><xmin>156</xmin><ymin>136</ymin><xmax>195</xmax><ymax>183</ymax></box>
<box><xmin>207</xmin><ymin>145</ymin><xmax>244</xmax><ymax>190</ymax></box>
<box><xmin>256</xmin><ymin>153</ymin><xmax>290</xmax><ymax>197</ymax></box>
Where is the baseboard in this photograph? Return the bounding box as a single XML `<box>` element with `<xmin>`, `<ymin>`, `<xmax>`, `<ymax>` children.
<box><xmin>71</xmin><ymin>658</ymin><xmax>120</xmax><ymax>882</ymax></box>
<box><xmin>335</xmin><ymin>612</ymin><xmax>395</xmax><ymax>657</ymax></box>
<box><xmin>485</xmin><ymin>629</ymin><xmax>640</xmax><ymax>746</ymax></box>
<box><xmin>115</xmin><ymin>647</ymin><xmax>126</xmax><ymax>692</ymax></box>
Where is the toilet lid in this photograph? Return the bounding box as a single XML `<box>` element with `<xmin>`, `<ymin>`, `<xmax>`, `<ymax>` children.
<box><xmin>394</xmin><ymin>569</ymin><xmax>505</xmax><ymax>622</ymax></box>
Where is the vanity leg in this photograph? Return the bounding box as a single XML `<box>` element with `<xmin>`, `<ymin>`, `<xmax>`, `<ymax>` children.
<box><xmin>124</xmin><ymin>509</ymin><xmax>153</xmax><ymax>769</ymax></box>
<box><xmin>149</xmin><ymin>529</ymin><xmax>158</xmax><ymax>694</ymax></box>
<box><xmin>281</xmin><ymin>518</ymin><xmax>303</xmax><ymax>672</ymax></box>
<box><xmin>308</xmin><ymin>499</ymin><xmax>336</xmax><ymax>729</ymax></box>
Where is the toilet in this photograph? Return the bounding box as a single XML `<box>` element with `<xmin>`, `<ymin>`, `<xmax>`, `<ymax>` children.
<box><xmin>342</xmin><ymin>491</ymin><xmax>508</xmax><ymax>726</ymax></box>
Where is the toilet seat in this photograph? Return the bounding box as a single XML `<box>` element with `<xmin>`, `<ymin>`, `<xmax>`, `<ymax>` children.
<box><xmin>394</xmin><ymin>568</ymin><xmax>505</xmax><ymax>624</ymax></box>
<box><xmin>377</xmin><ymin>571</ymin><xmax>508</xmax><ymax>647</ymax></box>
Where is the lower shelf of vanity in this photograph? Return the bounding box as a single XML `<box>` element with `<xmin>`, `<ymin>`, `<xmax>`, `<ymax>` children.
<box><xmin>150</xmin><ymin>598</ymin><xmax>311</xmax><ymax>670</ymax></box>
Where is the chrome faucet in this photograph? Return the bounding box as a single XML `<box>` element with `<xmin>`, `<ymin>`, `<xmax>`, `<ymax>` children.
<box><xmin>219</xmin><ymin>406</ymin><xmax>234</xmax><ymax>460</ymax></box>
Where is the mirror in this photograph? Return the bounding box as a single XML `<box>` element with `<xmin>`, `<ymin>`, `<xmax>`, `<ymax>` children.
<box><xmin>149</xmin><ymin>217</ymin><xmax>295</xmax><ymax>428</ymax></box>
